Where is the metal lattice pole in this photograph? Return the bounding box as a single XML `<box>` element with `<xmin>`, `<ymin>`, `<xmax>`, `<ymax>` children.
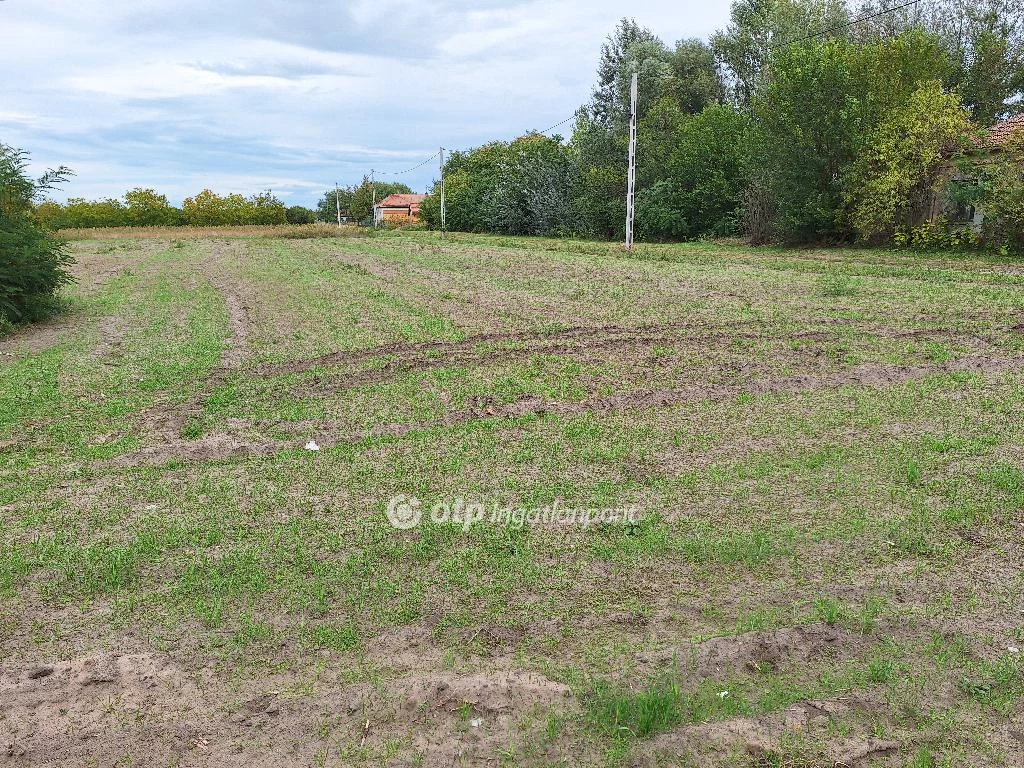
<box><xmin>439</xmin><ymin>147</ymin><xmax>446</xmax><ymax>238</ymax></box>
<box><xmin>371</xmin><ymin>169</ymin><xmax>377</xmax><ymax>228</ymax></box>
<box><xmin>625</xmin><ymin>72</ymin><xmax>638</xmax><ymax>251</ymax></box>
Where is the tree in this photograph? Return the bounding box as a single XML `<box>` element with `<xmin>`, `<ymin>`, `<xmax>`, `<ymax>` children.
<box><xmin>0</xmin><ymin>144</ymin><xmax>73</xmax><ymax>325</ymax></box>
<box><xmin>124</xmin><ymin>188</ymin><xmax>181</xmax><ymax>226</ymax></box>
<box><xmin>747</xmin><ymin>39</ymin><xmax>864</xmax><ymax>242</ymax></box>
<box><xmin>285</xmin><ymin>205</ymin><xmax>316</xmax><ymax>224</ymax></box>
<box><xmin>667</xmin><ymin>39</ymin><xmax>727</xmax><ymax>114</ymax></box>
<box><xmin>712</xmin><ymin>0</ymin><xmax>851</xmax><ymax>103</ymax></box>
<box><xmin>421</xmin><ymin>135</ymin><xmax>579</xmax><ymax>236</ymax></box>
<box><xmin>591</xmin><ymin>18</ymin><xmax>662</xmax><ymax>126</ymax></box>
<box><xmin>746</xmin><ymin>31</ymin><xmax>960</xmax><ymax>243</ymax></box>
<box><xmin>316</xmin><ymin>186</ymin><xmax>354</xmax><ymax>222</ymax></box>
<box><xmin>636</xmin><ymin>104</ymin><xmax>751</xmax><ymax>240</ymax></box>
<box><xmin>181</xmin><ymin>190</ymin><xmax>286</xmax><ymax>226</ymax></box>
<box><xmin>853</xmin><ymin>0</ymin><xmax>1024</xmax><ymax>124</ymax></box>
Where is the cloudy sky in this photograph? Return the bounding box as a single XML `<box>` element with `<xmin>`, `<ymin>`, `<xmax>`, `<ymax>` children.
<box><xmin>1</xmin><ymin>0</ymin><xmax>731</xmax><ymax>206</ymax></box>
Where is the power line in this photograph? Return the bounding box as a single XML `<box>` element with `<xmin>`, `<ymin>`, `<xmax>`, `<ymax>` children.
<box><xmin>776</xmin><ymin>0</ymin><xmax>922</xmax><ymax>49</ymax></box>
<box><xmin>440</xmin><ymin>111</ymin><xmax>579</xmax><ymax>157</ymax></box>
<box><xmin>536</xmin><ymin>113</ymin><xmax>578</xmax><ymax>136</ymax></box>
<box><xmin>375</xmin><ymin>150</ymin><xmax>441</xmax><ymax>176</ymax></box>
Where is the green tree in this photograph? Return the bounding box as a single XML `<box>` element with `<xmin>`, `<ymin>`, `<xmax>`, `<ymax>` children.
<box><xmin>421</xmin><ymin>135</ymin><xmax>579</xmax><ymax>236</ymax></box>
<box><xmin>668</xmin><ymin>39</ymin><xmax>727</xmax><ymax>114</ymax></box>
<box><xmin>316</xmin><ymin>186</ymin><xmax>354</xmax><ymax>222</ymax></box>
<box><xmin>124</xmin><ymin>188</ymin><xmax>181</xmax><ymax>226</ymax></box>
<box><xmin>0</xmin><ymin>143</ymin><xmax>73</xmax><ymax>325</ymax></box>
<box><xmin>637</xmin><ymin>105</ymin><xmax>751</xmax><ymax>240</ymax></box>
<box><xmin>591</xmin><ymin>18</ymin><xmax>663</xmax><ymax>126</ymax></box>
<box><xmin>59</xmin><ymin>197</ymin><xmax>127</xmax><ymax>228</ymax></box>
<box><xmin>712</xmin><ymin>0</ymin><xmax>851</xmax><ymax>102</ymax></box>
<box><xmin>181</xmin><ymin>190</ymin><xmax>285</xmax><ymax>226</ymax></box>
<box><xmin>747</xmin><ymin>39</ymin><xmax>864</xmax><ymax>242</ymax></box>
<box><xmin>746</xmin><ymin>31</ymin><xmax>958</xmax><ymax>243</ymax></box>
<box><xmin>853</xmin><ymin>0</ymin><xmax>1023</xmax><ymax>124</ymax></box>
<box><xmin>285</xmin><ymin>205</ymin><xmax>316</xmax><ymax>224</ymax></box>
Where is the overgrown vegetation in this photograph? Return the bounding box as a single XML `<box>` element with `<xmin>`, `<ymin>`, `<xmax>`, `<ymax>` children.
<box><xmin>0</xmin><ymin>143</ymin><xmax>73</xmax><ymax>329</ymax></box>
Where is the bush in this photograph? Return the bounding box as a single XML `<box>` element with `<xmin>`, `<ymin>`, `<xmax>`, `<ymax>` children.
<box><xmin>892</xmin><ymin>217</ymin><xmax>984</xmax><ymax>251</ymax></box>
<box><xmin>0</xmin><ymin>144</ymin><xmax>74</xmax><ymax>325</ymax></box>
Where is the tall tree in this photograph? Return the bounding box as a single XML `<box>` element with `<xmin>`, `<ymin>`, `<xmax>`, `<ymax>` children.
<box><xmin>591</xmin><ymin>18</ymin><xmax>662</xmax><ymax>126</ymax></box>
<box><xmin>712</xmin><ymin>0</ymin><xmax>851</xmax><ymax>103</ymax></box>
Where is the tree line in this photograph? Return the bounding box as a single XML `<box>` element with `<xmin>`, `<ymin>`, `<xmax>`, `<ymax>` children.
<box><xmin>417</xmin><ymin>0</ymin><xmax>1024</xmax><ymax>252</ymax></box>
<box><xmin>34</xmin><ymin>188</ymin><xmax>324</xmax><ymax>229</ymax></box>
<box><xmin>35</xmin><ymin>176</ymin><xmax>420</xmax><ymax>230</ymax></box>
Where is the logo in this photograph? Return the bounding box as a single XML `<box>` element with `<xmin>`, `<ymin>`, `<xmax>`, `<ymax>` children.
<box><xmin>386</xmin><ymin>494</ymin><xmax>422</xmax><ymax>529</ymax></box>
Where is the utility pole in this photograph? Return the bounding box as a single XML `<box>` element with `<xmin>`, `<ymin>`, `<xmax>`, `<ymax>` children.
<box><xmin>439</xmin><ymin>147</ymin><xmax>446</xmax><ymax>239</ymax></box>
<box><xmin>334</xmin><ymin>182</ymin><xmax>341</xmax><ymax>227</ymax></box>
<box><xmin>625</xmin><ymin>72</ymin><xmax>638</xmax><ymax>251</ymax></box>
<box><xmin>371</xmin><ymin>169</ymin><xmax>377</xmax><ymax>228</ymax></box>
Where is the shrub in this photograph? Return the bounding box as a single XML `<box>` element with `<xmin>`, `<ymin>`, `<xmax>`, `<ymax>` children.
<box><xmin>0</xmin><ymin>144</ymin><xmax>74</xmax><ymax>325</ymax></box>
<box><xmin>892</xmin><ymin>217</ymin><xmax>984</xmax><ymax>252</ymax></box>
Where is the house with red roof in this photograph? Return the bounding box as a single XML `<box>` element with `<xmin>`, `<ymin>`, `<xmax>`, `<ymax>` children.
<box><xmin>373</xmin><ymin>193</ymin><xmax>427</xmax><ymax>226</ymax></box>
<box><xmin>987</xmin><ymin>113</ymin><xmax>1024</xmax><ymax>150</ymax></box>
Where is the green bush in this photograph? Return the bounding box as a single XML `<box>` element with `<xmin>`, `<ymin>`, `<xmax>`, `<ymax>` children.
<box><xmin>0</xmin><ymin>144</ymin><xmax>74</xmax><ymax>325</ymax></box>
<box><xmin>892</xmin><ymin>217</ymin><xmax>984</xmax><ymax>252</ymax></box>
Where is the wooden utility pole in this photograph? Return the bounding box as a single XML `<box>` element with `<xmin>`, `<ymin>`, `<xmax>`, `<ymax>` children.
<box><xmin>625</xmin><ymin>72</ymin><xmax>638</xmax><ymax>251</ymax></box>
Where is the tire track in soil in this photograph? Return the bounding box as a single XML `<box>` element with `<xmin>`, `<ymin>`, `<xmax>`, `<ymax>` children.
<box><xmin>131</xmin><ymin>242</ymin><xmax>253</xmax><ymax>444</ymax></box>
<box><xmin>283</xmin><ymin>326</ymin><xmax>998</xmax><ymax>398</ymax></box>
<box><xmin>256</xmin><ymin>317</ymin><xmax>997</xmax><ymax>378</ymax></box>
<box><xmin>113</xmin><ymin>352</ymin><xmax>1024</xmax><ymax>467</ymax></box>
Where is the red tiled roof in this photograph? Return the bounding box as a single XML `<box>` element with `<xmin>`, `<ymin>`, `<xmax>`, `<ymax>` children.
<box><xmin>988</xmin><ymin>114</ymin><xmax>1024</xmax><ymax>148</ymax></box>
<box><xmin>375</xmin><ymin>193</ymin><xmax>427</xmax><ymax>208</ymax></box>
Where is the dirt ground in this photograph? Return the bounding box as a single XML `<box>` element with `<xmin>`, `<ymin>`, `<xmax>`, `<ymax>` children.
<box><xmin>1</xmin><ymin>231</ymin><xmax>1022</xmax><ymax>767</ymax></box>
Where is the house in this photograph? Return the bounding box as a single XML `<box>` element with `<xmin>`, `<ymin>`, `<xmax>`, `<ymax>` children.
<box><xmin>373</xmin><ymin>194</ymin><xmax>427</xmax><ymax>225</ymax></box>
<box><xmin>930</xmin><ymin>114</ymin><xmax>1024</xmax><ymax>232</ymax></box>
<box><xmin>987</xmin><ymin>113</ymin><xmax>1024</xmax><ymax>149</ymax></box>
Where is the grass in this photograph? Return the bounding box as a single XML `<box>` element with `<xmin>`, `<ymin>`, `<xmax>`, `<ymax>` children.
<box><xmin>1</xmin><ymin>230</ymin><xmax>1023</xmax><ymax>766</ymax></box>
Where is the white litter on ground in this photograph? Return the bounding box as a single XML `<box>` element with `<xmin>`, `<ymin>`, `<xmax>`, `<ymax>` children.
<box><xmin>304</xmin><ymin>440</ymin><xmax>320</xmax><ymax>452</ymax></box>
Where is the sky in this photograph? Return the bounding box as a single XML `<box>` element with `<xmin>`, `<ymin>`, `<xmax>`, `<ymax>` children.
<box><xmin>0</xmin><ymin>0</ymin><xmax>732</xmax><ymax>207</ymax></box>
